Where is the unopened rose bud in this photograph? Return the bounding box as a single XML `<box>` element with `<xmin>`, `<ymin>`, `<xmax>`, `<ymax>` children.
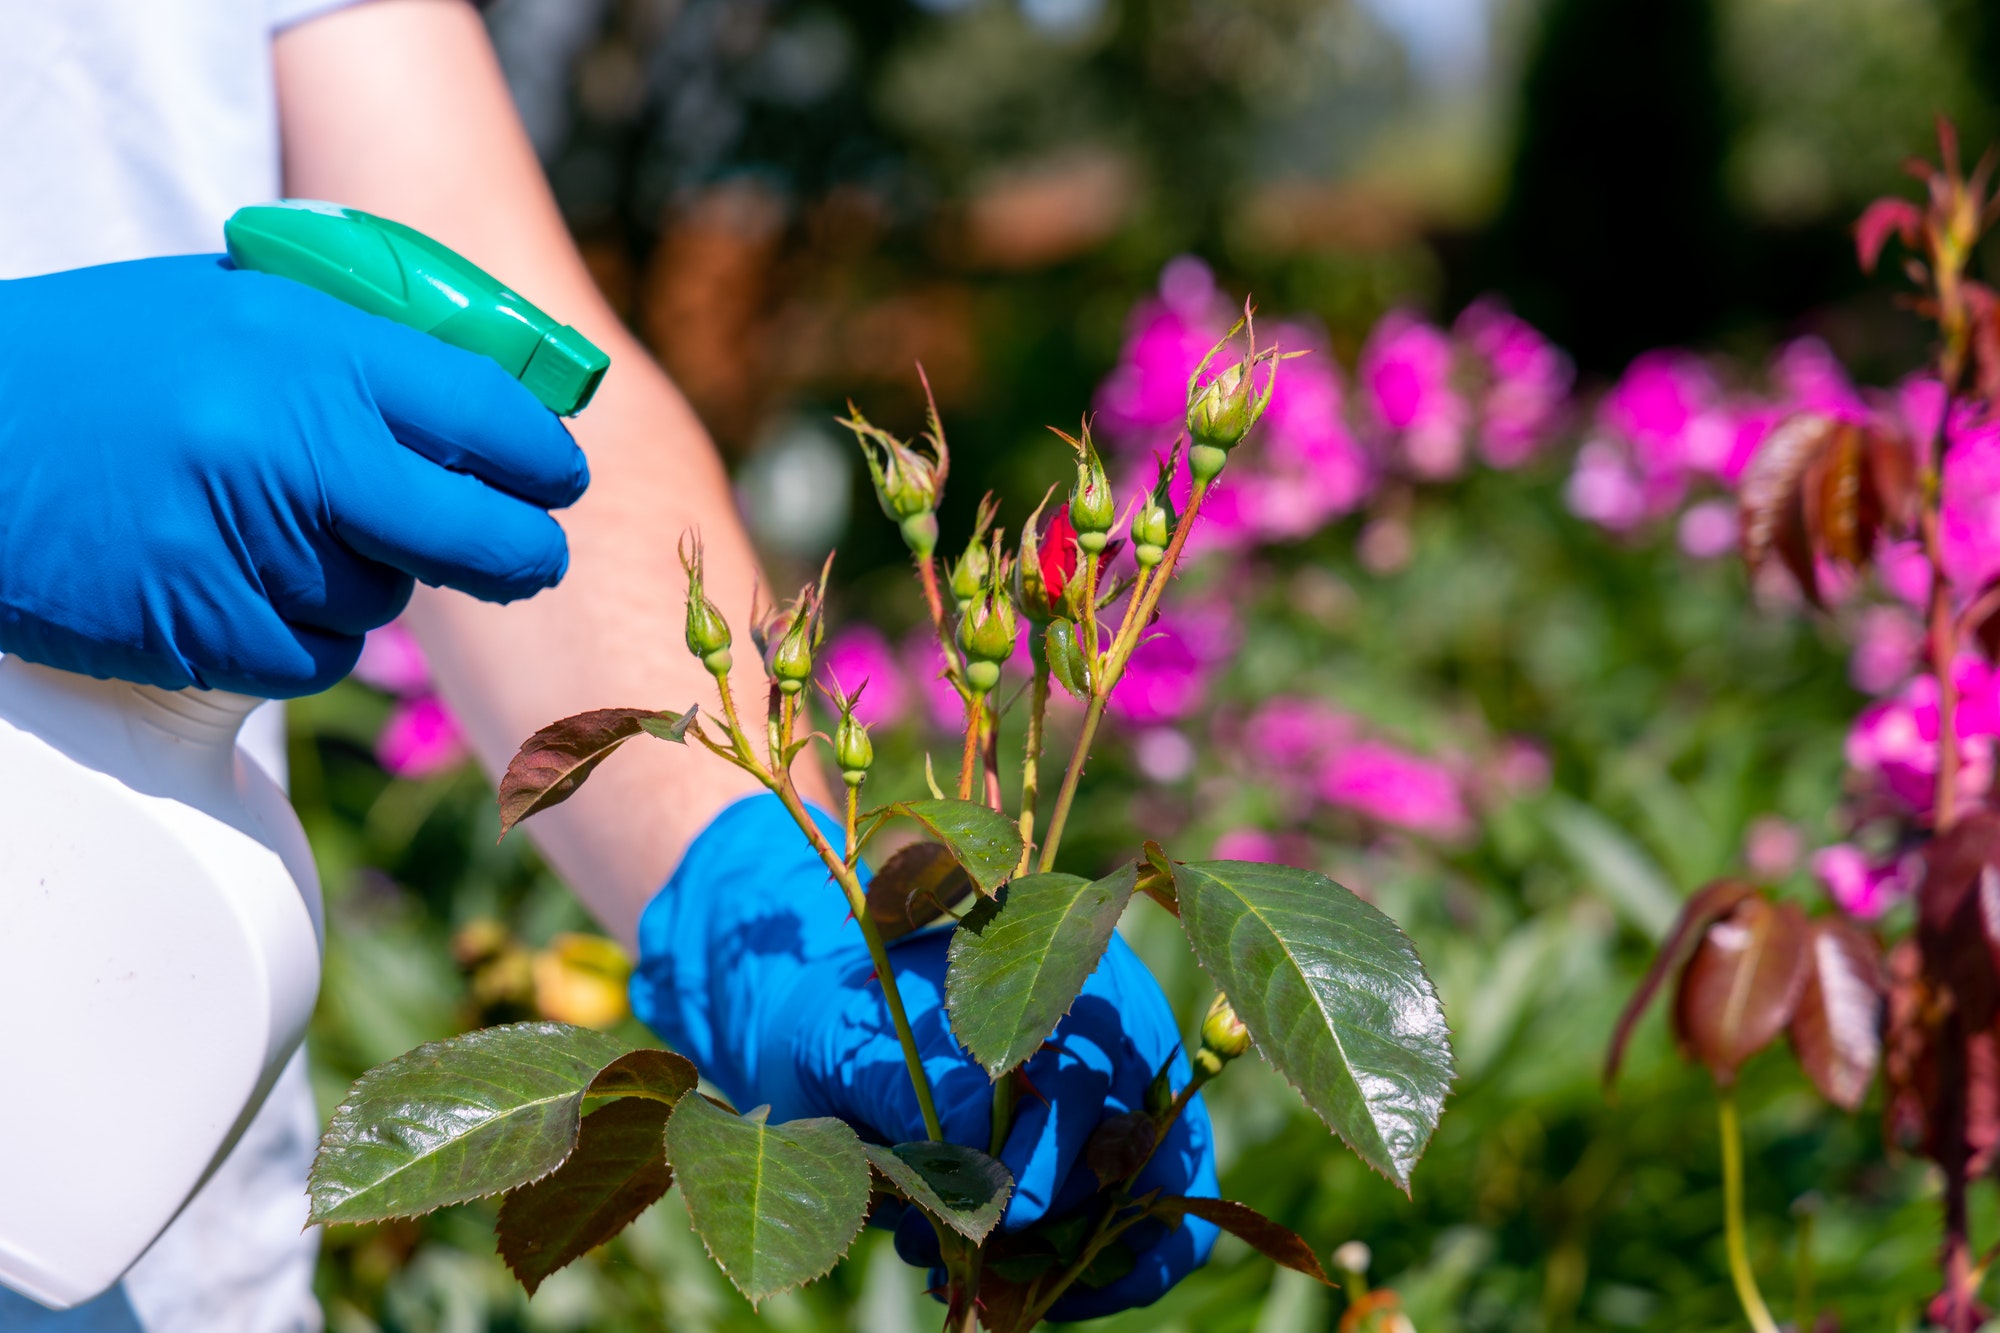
<box><xmin>771</xmin><ymin>617</ymin><xmax>814</xmax><ymax>694</ymax></box>
<box><xmin>1056</xmin><ymin>422</ymin><xmax>1116</xmax><ymax>552</ymax></box>
<box><xmin>831</xmin><ymin>685</ymin><xmax>874</xmax><ymax>787</ymax></box>
<box><xmin>1134</xmin><ymin>500</ymin><xmax>1170</xmax><ymax>568</ymax></box>
<box><xmin>948</xmin><ymin>541</ymin><xmax>988</xmax><ymax>611</ymax></box>
<box><xmin>956</xmin><ymin>533</ymin><xmax>1016</xmax><ymax>693</ymax></box>
<box><xmin>1195</xmin><ymin>992</ymin><xmax>1251</xmax><ymax>1076</ymax></box>
<box><xmin>756</xmin><ymin>557</ymin><xmax>832</xmax><ymax>695</ymax></box>
<box><xmin>1186</xmin><ymin>303</ymin><xmax>1284</xmax><ymax>484</ymax></box>
<box><xmin>840</xmin><ymin>401</ymin><xmax>948</xmax><ymax>560</ymax></box>
<box><xmin>679</xmin><ymin>533</ymin><xmax>735</xmax><ymax>675</ymax></box>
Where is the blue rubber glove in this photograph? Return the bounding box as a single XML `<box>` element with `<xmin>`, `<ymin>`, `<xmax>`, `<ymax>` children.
<box><xmin>630</xmin><ymin>794</ymin><xmax>1219</xmax><ymax>1320</ymax></box>
<box><xmin>0</xmin><ymin>255</ymin><xmax>588</xmax><ymax>696</ymax></box>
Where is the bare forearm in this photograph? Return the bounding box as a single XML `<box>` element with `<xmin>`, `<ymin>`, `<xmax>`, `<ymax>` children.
<box><xmin>276</xmin><ymin>0</ymin><xmax>818</xmax><ymax>945</ymax></box>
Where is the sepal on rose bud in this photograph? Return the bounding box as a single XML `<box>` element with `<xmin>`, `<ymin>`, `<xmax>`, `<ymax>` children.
<box><xmin>948</xmin><ymin>493</ymin><xmax>1002</xmax><ymax>612</ymax></box>
<box><xmin>678</xmin><ymin>532</ymin><xmax>735</xmax><ymax>675</ymax></box>
<box><xmin>956</xmin><ymin>530</ymin><xmax>1016</xmax><ymax>693</ymax></box>
<box><xmin>824</xmin><ymin>679</ymin><xmax>875</xmax><ymax>787</ymax></box>
<box><xmin>1186</xmin><ymin>301</ymin><xmax>1287</xmax><ymax>482</ymax></box>
<box><xmin>752</xmin><ymin>554</ymin><xmax>833</xmax><ymax>695</ymax></box>
<box><xmin>1133</xmin><ymin>445</ymin><xmax>1179</xmax><ymax>568</ymax></box>
<box><xmin>838</xmin><ymin>391</ymin><xmax>949</xmax><ymax>560</ymax></box>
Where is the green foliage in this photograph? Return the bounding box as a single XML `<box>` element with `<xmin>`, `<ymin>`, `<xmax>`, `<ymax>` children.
<box><xmin>944</xmin><ymin>864</ymin><xmax>1138</xmax><ymax>1077</ymax></box>
<box><xmin>882</xmin><ymin>797</ymin><xmax>1025</xmax><ymax>895</ymax></box>
<box><xmin>1174</xmin><ymin>860</ymin><xmax>1454</xmax><ymax>1192</ymax></box>
<box><xmin>309</xmin><ymin>1023</ymin><xmax>692</xmax><ymax>1225</ymax></box>
<box><xmin>663</xmin><ymin>1095</ymin><xmax>872</xmax><ymax>1307</ymax></box>
<box><xmin>864</xmin><ymin>1142</ymin><xmax>1013</xmax><ymax>1243</ymax></box>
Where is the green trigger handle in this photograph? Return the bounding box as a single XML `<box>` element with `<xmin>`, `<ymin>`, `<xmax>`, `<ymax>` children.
<box><xmin>222</xmin><ymin>200</ymin><xmax>609</xmax><ymax>417</ymax></box>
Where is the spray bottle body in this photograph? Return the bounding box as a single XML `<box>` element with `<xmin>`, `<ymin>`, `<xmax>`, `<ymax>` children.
<box><xmin>0</xmin><ymin>657</ymin><xmax>323</xmax><ymax>1309</ymax></box>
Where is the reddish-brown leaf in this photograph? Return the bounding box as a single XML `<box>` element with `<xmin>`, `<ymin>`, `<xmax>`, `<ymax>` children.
<box><xmin>1150</xmin><ymin>1196</ymin><xmax>1329</xmax><ymax>1283</ymax></box>
<box><xmin>1605</xmin><ymin>880</ymin><xmax>1758</xmax><ymax>1088</ymax></box>
<box><xmin>1672</xmin><ymin>896</ymin><xmax>1812</xmax><ymax>1084</ymax></box>
<box><xmin>1855</xmin><ymin>197</ymin><xmax>1924</xmax><ymax>273</ymax></box>
<box><xmin>497</xmin><ymin>707</ymin><xmax>693</xmax><ymax>836</ymax></box>
<box><xmin>1883</xmin><ymin>938</ymin><xmax>1933</xmax><ymax>1154</ymax></box>
<box><xmin>865</xmin><ymin>841</ymin><xmax>975</xmax><ymax>942</ymax></box>
<box><xmin>1739</xmin><ymin>414</ymin><xmax>1832</xmax><ymax>604</ymax></box>
<box><xmin>1788</xmin><ymin>918</ymin><xmax>1885</xmax><ymax>1110</ymax></box>
<box><xmin>1917</xmin><ymin>811</ymin><xmax>2000</xmax><ymax>1027</ymax></box>
<box><xmin>1866</xmin><ymin>425</ymin><xmax>1920</xmax><ymax>539</ymax></box>
<box><xmin>495</xmin><ymin>1097</ymin><xmax>675</xmax><ymax>1295</ymax></box>
<box><xmin>1085</xmin><ymin>1111</ymin><xmax>1157</xmax><ymax>1188</ymax></box>
<box><xmin>1803</xmin><ymin>422</ymin><xmax>1870</xmax><ymax>566</ymax></box>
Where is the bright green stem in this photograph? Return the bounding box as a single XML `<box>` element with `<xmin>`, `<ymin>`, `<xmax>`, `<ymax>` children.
<box><xmin>1037</xmin><ymin>696</ymin><xmax>1104</xmax><ymax>873</ymax></box>
<box><xmin>1718</xmin><ymin>1092</ymin><xmax>1780</xmax><ymax>1333</ymax></box>
<box><xmin>771</xmin><ymin>778</ymin><xmax>945</xmax><ymax>1143</ymax></box>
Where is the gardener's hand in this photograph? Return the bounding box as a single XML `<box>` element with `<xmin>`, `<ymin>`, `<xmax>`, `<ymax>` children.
<box><xmin>630</xmin><ymin>794</ymin><xmax>1220</xmax><ymax>1320</ymax></box>
<box><xmin>0</xmin><ymin>254</ymin><xmax>586</xmax><ymax>696</ymax></box>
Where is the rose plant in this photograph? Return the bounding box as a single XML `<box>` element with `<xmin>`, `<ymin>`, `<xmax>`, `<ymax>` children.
<box><xmin>301</xmin><ymin>310</ymin><xmax>1455</xmax><ymax>1330</ymax></box>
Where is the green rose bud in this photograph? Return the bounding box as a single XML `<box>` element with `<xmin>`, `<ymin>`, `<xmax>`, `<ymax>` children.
<box><xmin>829</xmin><ymin>682</ymin><xmax>874</xmax><ymax>787</ymax></box>
<box><xmin>956</xmin><ymin>532</ymin><xmax>1016</xmax><ymax>693</ymax></box>
<box><xmin>1185</xmin><ymin>302</ymin><xmax>1287</xmax><ymax>483</ymax></box>
<box><xmin>1055</xmin><ymin>420</ymin><xmax>1116</xmax><ymax>552</ymax></box>
<box><xmin>838</xmin><ymin>393</ymin><xmax>949</xmax><ymax>560</ymax></box>
<box><xmin>678</xmin><ymin>532</ymin><xmax>734</xmax><ymax>676</ymax></box>
<box><xmin>1194</xmin><ymin>992</ymin><xmax>1251</xmax><ymax>1077</ymax></box>
<box><xmin>753</xmin><ymin>555</ymin><xmax>832</xmax><ymax>696</ymax></box>
<box><xmin>947</xmin><ymin>494</ymin><xmax>1002</xmax><ymax>612</ymax></box>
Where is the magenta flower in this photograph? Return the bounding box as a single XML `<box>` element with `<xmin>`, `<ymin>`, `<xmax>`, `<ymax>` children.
<box><xmin>353</xmin><ymin>620</ymin><xmax>433</xmax><ymax>696</ymax></box>
<box><xmin>1565</xmin><ymin>441</ymin><xmax>1650</xmax><ymax>532</ymax></box>
<box><xmin>1243</xmin><ymin>696</ymin><xmax>1355</xmax><ymax>774</ymax></box>
<box><xmin>1602</xmin><ymin>350</ymin><xmax>1725</xmax><ymax>478</ymax></box>
<box><xmin>1360</xmin><ymin>311</ymin><xmax>1470</xmax><ymax>480</ymax></box>
<box><xmin>1211</xmin><ymin>828</ymin><xmax>1288</xmax><ymax>862</ymax></box>
<box><xmin>1846</xmin><ymin>659</ymin><xmax>2000</xmax><ymax>817</ymax></box>
<box><xmin>1491</xmin><ymin>737</ymin><xmax>1553</xmax><ymax>799</ymax></box>
<box><xmin>1850</xmin><ymin>605</ymin><xmax>1924</xmax><ymax>695</ymax></box>
<box><xmin>1238</xmin><ymin>323</ymin><xmax>1372</xmax><ymax>538</ymax></box>
<box><xmin>1677</xmin><ymin>499</ymin><xmax>1739</xmax><ymax>559</ymax></box>
<box><xmin>1811</xmin><ymin>843</ymin><xmax>1914</xmax><ymax>919</ymax></box>
<box><xmin>375</xmin><ymin>694</ymin><xmax>468</xmax><ymax>779</ymax></box>
<box><xmin>1316</xmin><ymin>740</ymin><xmax>1472</xmax><ymax>839</ymax></box>
<box><xmin>1455</xmin><ymin>299</ymin><xmax>1573</xmax><ymax>468</ymax></box>
<box><xmin>818</xmin><ymin>625</ymin><xmax>910</xmax><ymax>729</ymax></box>
<box><xmin>1771</xmin><ymin>338</ymin><xmax>1869</xmax><ymax>422</ymax></box>
<box><xmin>1094</xmin><ymin>259</ymin><xmax>1225</xmax><ymax>441</ymax></box>
<box><xmin>900</xmin><ymin>629</ymin><xmax>970</xmax><ymax>733</ymax></box>
<box><xmin>1108</xmin><ymin>604</ymin><xmax>1238</xmax><ymax>725</ymax></box>
<box><xmin>1939</xmin><ymin>400</ymin><xmax>2000</xmax><ymax>597</ymax></box>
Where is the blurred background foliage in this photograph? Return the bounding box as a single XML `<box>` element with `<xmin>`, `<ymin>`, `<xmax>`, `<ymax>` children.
<box><xmin>303</xmin><ymin>0</ymin><xmax>2000</xmax><ymax>1328</ymax></box>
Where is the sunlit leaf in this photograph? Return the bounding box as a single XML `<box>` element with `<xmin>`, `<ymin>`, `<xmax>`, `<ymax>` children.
<box><xmin>1789</xmin><ymin>917</ymin><xmax>1885</xmax><ymax>1111</ymax></box>
<box><xmin>864</xmin><ymin>1142</ymin><xmax>1012</xmax><ymax>1242</ymax></box>
<box><xmin>496</xmin><ymin>1096</ymin><xmax>675</xmax><ymax>1294</ymax></box>
<box><xmin>945</xmin><ymin>864</ymin><xmax>1138</xmax><ymax>1077</ymax></box>
<box><xmin>1149</xmin><ymin>1196</ymin><xmax>1329</xmax><ymax>1283</ymax></box>
<box><xmin>310</xmin><ymin>1023</ymin><xmax>648</xmax><ymax>1224</ymax></box>
<box><xmin>498</xmin><ymin>707</ymin><xmax>694</xmax><ymax>836</ymax></box>
<box><xmin>865</xmin><ymin>841</ymin><xmax>975</xmax><ymax>942</ymax></box>
<box><xmin>1672</xmin><ymin>895</ymin><xmax>1811</xmax><ymax>1083</ymax></box>
<box><xmin>1136</xmin><ymin>840</ymin><xmax>1179</xmax><ymax>916</ymax></box>
<box><xmin>889</xmin><ymin>798</ymin><xmax>1025</xmax><ymax>895</ymax></box>
<box><xmin>664</xmin><ymin>1096</ymin><xmax>870</xmax><ymax>1306</ymax></box>
<box><xmin>1174</xmin><ymin>860</ymin><xmax>1452</xmax><ymax>1192</ymax></box>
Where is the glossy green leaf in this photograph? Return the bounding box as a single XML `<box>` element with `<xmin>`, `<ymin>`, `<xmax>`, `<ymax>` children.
<box><xmin>945</xmin><ymin>864</ymin><xmax>1138</xmax><ymax>1077</ymax></box>
<box><xmin>664</xmin><ymin>1096</ymin><xmax>870</xmax><ymax>1306</ymax></box>
<box><xmin>496</xmin><ymin>1096</ymin><xmax>675</xmax><ymax>1294</ymax></box>
<box><xmin>892</xmin><ymin>798</ymin><xmax>1025</xmax><ymax>895</ymax></box>
<box><xmin>1175</xmin><ymin>860</ymin><xmax>1453</xmax><ymax>1192</ymax></box>
<box><xmin>864</xmin><ymin>1142</ymin><xmax>1012</xmax><ymax>1242</ymax></box>
<box><xmin>498</xmin><ymin>708</ymin><xmax>694</xmax><ymax>836</ymax></box>
<box><xmin>309</xmin><ymin>1023</ymin><xmax>648</xmax><ymax>1224</ymax></box>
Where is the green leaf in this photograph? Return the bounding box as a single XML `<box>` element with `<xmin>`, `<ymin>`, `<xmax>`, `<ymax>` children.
<box><xmin>1149</xmin><ymin>1196</ymin><xmax>1329</xmax><ymax>1283</ymax></box>
<box><xmin>945</xmin><ymin>864</ymin><xmax>1138</xmax><ymax>1077</ymax></box>
<box><xmin>637</xmin><ymin>705</ymin><xmax>699</xmax><ymax>743</ymax></box>
<box><xmin>863</xmin><ymin>1142</ymin><xmax>1012</xmax><ymax>1242</ymax></box>
<box><xmin>1543</xmin><ymin>795</ymin><xmax>1680</xmax><ymax>941</ymax></box>
<box><xmin>496</xmin><ymin>1096</ymin><xmax>675</xmax><ymax>1295</ymax></box>
<box><xmin>664</xmin><ymin>1095</ymin><xmax>870</xmax><ymax>1306</ymax></box>
<box><xmin>892</xmin><ymin>798</ymin><xmax>1025</xmax><ymax>895</ymax></box>
<box><xmin>498</xmin><ymin>707</ymin><xmax>694</xmax><ymax>836</ymax></box>
<box><xmin>1175</xmin><ymin>861</ymin><xmax>1453</xmax><ymax>1193</ymax></box>
<box><xmin>309</xmin><ymin>1023</ymin><xmax>646</xmax><ymax>1224</ymax></box>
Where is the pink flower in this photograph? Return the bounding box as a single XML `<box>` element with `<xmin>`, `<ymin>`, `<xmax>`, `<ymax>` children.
<box><xmin>1811</xmin><ymin>843</ymin><xmax>1913</xmax><ymax>919</ymax></box>
<box><xmin>1240</xmin><ymin>324</ymin><xmax>1372</xmax><ymax>537</ymax></box>
<box><xmin>1243</xmin><ymin>696</ymin><xmax>1356</xmax><ymax>774</ymax></box>
<box><xmin>1846</xmin><ymin>661</ymin><xmax>2000</xmax><ymax>817</ymax></box>
<box><xmin>1744</xmin><ymin>816</ymin><xmax>1802</xmax><ymax>879</ymax></box>
<box><xmin>818</xmin><ymin>625</ymin><xmax>909</xmax><ymax>728</ymax></box>
<box><xmin>353</xmin><ymin>621</ymin><xmax>432</xmax><ymax>696</ymax></box>
<box><xmin>1678</xmin><ymin>500</ymin><xmax>1739</xmax><ymax>559</ymax></box>
<box><xmin>1876</xmin><ymin>539</ymin><xmax>1932</xmax><ymax>608</ymax></box>
<box><xmin>1850</xmin><ymin>605</ymin><xmax>1924</xmax><ymax>695</ymax></box>
<box><xmin>1566</xmin><ymin>441</ymin><xmax>1650</xmax><ymax>532</ymax></box>
<box><xmin>1211</xmin><ymin>828</ymin><xmax>1286</xmax><ymax>862</ymax></box>
<box><xmin>1360</xmin><ymin>312</ymin><xmax>1470</xmax><ymax>480</ymax></box>
<box><xmin>375</xmin><ymin>694</ymin><xmax>468</xmax><ymax>779</ymax></box>
<box><xmin>900</xmin><ymin>629</ymin><xmax>970</xmax><ymax>733</ymax></box>
<box><xmin>1455</xmin><ymin>299</ymin><xmax>1573</xmax><ymax>468</ymax></box>
<box><xmin>1132</xmin><ymin>727</ymin><xmax>1196</xmax><ymax>784</ymax></box>
<box><xmin>1603</xmin><ymin>350</ymin><xmax>1724</xmax><ymax>477</ymax></box>
<box><xmin>1939</xmin><ymin>403</ymin><xmax>2000</xmax><ymax>597</ymax></box>
<box><xmin>1492</xmin><ymin>737</ymin><xmax>1553</xmax><ymax>798</ymax></box>
<box><xmin>1108</xmin><ymin>605</ymin><xmax>1239</xmax><ymax>725</ymax></box>
<box><xmin>1316</xmin><ymin>740</ymin><xmax>1472</xmax><ymax>839</ymax></box>
<box><xmin>1771</xmin><ymin>338</ymin><xmax>1868</xmax><ymax>421</ymax></box>
<box><xmin>1094</xmin><ymin>261</ymin><xmax>1225</xmax><ymax>440</ymax></box>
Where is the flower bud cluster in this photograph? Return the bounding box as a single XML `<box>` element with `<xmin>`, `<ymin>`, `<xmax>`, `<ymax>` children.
<box><xmin>679</xmin><ymin>532</ymin><xmax>733</xmax><ymax>676</ymax></box>
<box><xmin>840</xmin><ymin>401</ymin><xmax>949</xmax><ymax>560</ymax></box>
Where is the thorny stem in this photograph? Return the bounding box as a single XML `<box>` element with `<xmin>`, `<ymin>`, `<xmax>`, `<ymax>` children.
<box><xmin>713</xmin><ymin>671</ymin><xmax>768</xmax><ymax>782</ymax></box>
<box><xmin>771</xmin><ymin>774</ymin><xmax>945</xmax><ymax>1143</ymax></box>
<box><xmin>1718</xmin><ymin>1092</ymin><xmax>1781</xmax><ymax>1333</ymax></box>
<box><xmin>1017</xmin><ymin>660</ymin><xmax>1050</xmax><ymax>874</ymax></box>
<box><xmin>845</xmin><ymin>785</ymin><xmax>860</xmax><ymax>871</ymax></box>
<box><xmin>958</xmin><ymin>693</ymin><xmax>985</xmax><ymax>801</ymax></box>
<box><xmin>1038</xmin><ymin>478</ymin><xmax>1212</xmax><ymax>873</ymax></box>
<box><xmin>982</xmin><ymin>697</ymin><xmax>1004</xmax><ymax>811</ymax></box>
<box><xmin>919</xmin><ymin>552</ymin><xmax>972</xmax><ymax>701</ymax></box>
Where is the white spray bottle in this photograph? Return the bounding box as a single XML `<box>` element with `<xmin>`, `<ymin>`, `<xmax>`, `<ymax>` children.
<box><xmin>0</xmin><ymin>200</ymin><xmax>608</xmax><ymax>1309</ymax></box>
